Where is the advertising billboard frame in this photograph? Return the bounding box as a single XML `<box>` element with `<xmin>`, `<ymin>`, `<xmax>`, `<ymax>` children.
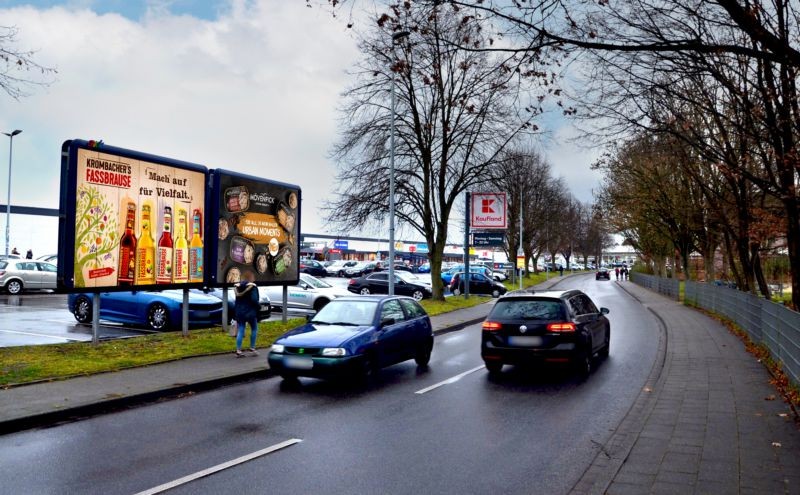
<box><xmin>208</xmin><ymin>169</ymin><xmax>301</xmax><ymax>288</ymax></box>
<box><xmin>58</xmin><ymin>139</ymin><xmax>210</xmax><ymax>293</ymax></box>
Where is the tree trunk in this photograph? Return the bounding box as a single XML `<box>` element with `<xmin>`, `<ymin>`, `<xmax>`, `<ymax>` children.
<box><xmin>751</xmin><ymin>243</ymin><xmax>770</xmax><ymax>299</ymax></box>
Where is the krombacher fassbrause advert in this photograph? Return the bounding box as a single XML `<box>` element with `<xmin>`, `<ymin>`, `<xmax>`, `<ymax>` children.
<box><xmin>211</xmin><ymin>170</ymin><xmax>300</xmax><ymax>285</ymax></box>
<box><xmin>59</xmin><ymin>140</ymin><xmax>207</xmax><ymax>290</ymax></box>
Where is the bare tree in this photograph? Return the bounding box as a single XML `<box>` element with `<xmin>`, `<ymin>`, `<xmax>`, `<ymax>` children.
<box><xmin>325</xmin><ymin>3</ymin><xmax>541</xmax><ymax>299</ymax></box>
<box><xmin>0</xmin><ymin>25</ymin><xmax>56</xmax><ymax>99</ymax></box>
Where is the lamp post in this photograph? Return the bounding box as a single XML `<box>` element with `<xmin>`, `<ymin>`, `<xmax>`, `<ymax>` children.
<box><xmin>2</xmin><ymin>129</ymin><xmax>21</xmax><ymax>258</ymax></box>
<box><xmin>389</xmin><ymin>30</ymin><xmax>409</xmax><ymax>295</ymax></box>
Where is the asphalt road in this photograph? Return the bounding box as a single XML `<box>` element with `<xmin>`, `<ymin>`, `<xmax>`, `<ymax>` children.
<box><xmin>0</xmin><ymin>274</ymin><xmax>660</xmax><ymax>494</ymax></box>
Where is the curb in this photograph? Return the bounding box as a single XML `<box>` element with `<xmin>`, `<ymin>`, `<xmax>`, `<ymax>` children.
<box><xmin>0</xmin><ymin>369</ymin><xmax>272</xmax><ymax>436</ymax></box>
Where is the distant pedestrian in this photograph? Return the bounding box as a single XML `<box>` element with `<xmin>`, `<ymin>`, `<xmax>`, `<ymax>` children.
<box><xmin>11</xmin><ymin>247</ymin><xmax>18</xmax><ymax>255</ymax></box>
<box><xmin>615</xmin><ymin>267</ymin><xmax>620</xmax><ymax>280</ymax></box>
<box><xmin>234</xmin><ymin>280</ymin><xmax>260</xmax><ymax>357</ymax></box>
<box><xmin>559</xmin><ymin>265</ymin><xmax>564</xmax><ymax>277</ymax></box>
<box><xmin>25</xmin><ymin>249</ymin><xmax>32</xmax><ymax>259</ymax></box>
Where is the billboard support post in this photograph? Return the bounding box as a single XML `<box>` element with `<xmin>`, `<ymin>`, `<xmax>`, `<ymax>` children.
<box><xmin>92</xmin><ymin>293</ymin><xmax>100</xmax><ymax>346</ymax></box>
<box><xmin>182</xmin><ymin>289</ymin><xmax>189</xmax><ymax>337</ymax></box>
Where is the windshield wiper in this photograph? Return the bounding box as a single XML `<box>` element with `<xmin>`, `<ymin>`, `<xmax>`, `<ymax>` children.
<box><xmin>327</xmin><ymin>321</ymin><xmax>359</xmax><ymax>326</ymax></box>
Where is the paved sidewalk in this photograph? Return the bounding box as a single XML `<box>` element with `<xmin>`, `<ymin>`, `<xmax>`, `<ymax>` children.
<box><xmin>572</xmin><ymin>281</ymin><xmax>800</xmax><ymax>494</ymax></box>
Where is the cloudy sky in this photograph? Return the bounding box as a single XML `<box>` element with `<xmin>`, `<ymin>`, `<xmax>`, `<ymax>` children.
<box><xmin>0</xmin><ymin>0</ymin><xmax>602</xmax><ymax>257</ymax></box>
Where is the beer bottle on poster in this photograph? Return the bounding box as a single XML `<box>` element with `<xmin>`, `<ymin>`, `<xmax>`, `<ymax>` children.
<box><xmin>173</xmin><ymin>208</ymin><xmax>189</xmax><ymax>283</ymax></box>
<box><xmin>189</xmin><ymin>208</ymin><xmax>204</xmax><ymax>283</ymax></box>
<box><xmin>135</xmin><ymin>203</ymin><xmax>156</xmax><ymax>285</ymax></box>
<box><xmin>117</xmin><ymin>201</ymin><xmax>137</xmax><ymax>285</ymax></box>
<box><xmin>156</xmin><ymin>206</ymin><xmax>174</xmax><ymax>284</ymax></box>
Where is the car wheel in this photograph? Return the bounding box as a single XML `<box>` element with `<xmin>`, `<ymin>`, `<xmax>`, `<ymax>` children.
<box><xmin>338</xmin><ymin>270</ymin><xmax>345</xmax><ymax>277</ymax></box>
<box><xmin>575</xmin><ymin>346</ymin><xmax>592</xmax><ymax>378</ymax></box>
<box><xmin>414</xmin><ymin>340</ymin><xmax>433</xmax><ymax>367</ymax></box>
<box><xmin>491</xmin><ymin>288</ymin><xmax>501</xmax><ymax>298</ymax></box>
<box><xmin>6</xmin><ymin>279</ymin><xmax>23</xmax><ymax>295</ymax></box>
<box><xmin>359</xmin><ymin>287</ymin><xmax>371</xmax><ymax>295</ymax></box>
<box><xmin>411</xmin><ymin>290</ymin><xmax>424</xmax><ymax>301</ymax></box>
<box><xmin>313</xmin><ymin>298</ymin><xmax>330</xmax><ymax>312</ymax></box>
<box><xmin>73</xmin><ymin>296</ymin><xmax>92</xmax><ymax>323</ymax></box>
<box><xmin>147</xmin><ymin>302</ymin><xmax>169</xmax><ymax>330</ymax></box>
<box><xmin>452</xmin><ymin>287</ymin><xmax>461</xmax><ymax>296</ymax></box>
<box><xmin>599</xmin><ymin>328</ymin><xmax>610</xmax><ymax>358</ymax></box>
<box><xmin>485</xmin><ymin>361</ymin><xmax>503</xmax><ymax>374</ymax></box>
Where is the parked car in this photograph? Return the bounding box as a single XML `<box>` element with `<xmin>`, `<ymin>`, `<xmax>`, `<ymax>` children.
<box><xmin>480</xmin><ymin>289</ymin><xmax>610</xmax><ymax>377</ymax></box>
<box><xmin>449</xmin><ymin>272</ymin><xmax>508</xmax><ymax>298</ymax></box>
<box><xmin>36</xmin><ymin>254</ymin><xmax>59</xmax><ymax>265</ymax></box>
<box><xmin>260</xmin><ymin>273</ymin><xmax>351</xmax><ymax>312</ymax></box>
<box><xmin>596</xmin><ymin>267</ymin><xmax>611</xmax><ymax>280</ymax></box>
<box><xmin>326</xmin><ymin>260</ymin><xmax>358</xmax><ymax>277</ymax></box>
<box><xmin>347</xmin><ymin>270</ymin><xmax>433</xmax><ymax>300</ymax></box>
<box><xmin>441</xmin><ymin>264</ymin><xmax>497</xmax><ymax>285</ymax></box>
<box><xmin>344</xmin><ymin>261</ymin><xmax>379</xmax><ymax>278</ymax></box>
<box><xmin>267</xmin><ymin>295</ymin><xmax>434</xmax><ymax>381</ymax></box>
<box><xmin>299</xmin><ymin>259</ymin><xmax>327</xmax><ymax>277</ymax></box>
<box><xmin>416</xmin><ymin>262</ymin><xmax>431</xmax><ymax>273</ymax></box>
<box><xmin>68</xmin><ymin>290</ymin><xmax>224</xmax><ymax>331</ymax></box>
<box><xmin>207</xmin><ymin>286</ymin><xmax>272</xmax><ymax>320</ymax></box>
<box><xmin>0</xmin><ymin>259</ymin><xmax>57</xmax><ymax>294</ymax></box>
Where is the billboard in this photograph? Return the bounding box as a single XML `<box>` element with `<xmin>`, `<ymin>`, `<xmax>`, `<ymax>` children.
<box><xmin>470</xmin><ymin>192</ymin><xmax>507</xmax><ymax>229</ymax></box>
<box><xmin>209</xmin><ymin>170</ymin><xmax>300</xmax><ymax>286</ymax></box>
<box><xmin>58</xmin><ymin>140</ymin><xmax>207</xmax><ymax>291</ymax></box>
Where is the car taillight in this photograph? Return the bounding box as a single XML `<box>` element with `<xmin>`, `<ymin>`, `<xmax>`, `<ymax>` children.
<box><xmin>0</xmin><ymin>270</ymin><xmax>5</xmax><ymax>276</ymax></box>
<box><xmin>547</xmin><ymin>322</ymin><xmax>576</xmax><ymax>332</ymax></box>
<box><xmin>348</xmin><ymin>279</ymin><xmax>356</xmax><ymax>285</ymax></box>
<box><xmin>482</xmin><ymin>321</ymin><xmax>502</xmax><ymax>331</ymax></box>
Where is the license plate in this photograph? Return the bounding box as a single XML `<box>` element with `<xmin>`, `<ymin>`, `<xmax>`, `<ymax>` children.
<box><xmin>194</xmin><ymin>311</ymin><xmax>210</xmax><ymax>318</ymax></box>
<box><xmin>508</xmin><ymin>336</ymin><xmax>543</xmax><ymax>347</ymax></box>
<box><xmin>284</xmin><ymin>356</ymin><xmax>313</xmax><ymax>370</ymax></box>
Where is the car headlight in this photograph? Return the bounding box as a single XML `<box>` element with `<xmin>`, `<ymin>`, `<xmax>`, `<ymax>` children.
<box><xmin>271</xmin><ymin>344</ymin><xmax>285</xmax><ymax>353</ymax></box>
<box><xmin>321</xmin><ymin>347</ymin><xmax>347</xmax><ymax>357</ymax></box>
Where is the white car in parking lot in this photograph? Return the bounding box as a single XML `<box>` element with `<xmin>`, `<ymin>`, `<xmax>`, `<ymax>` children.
<box><xmin>260</xmin><ymin>273</ymin><xmax>351</xmax><ymax>313</ymax></box>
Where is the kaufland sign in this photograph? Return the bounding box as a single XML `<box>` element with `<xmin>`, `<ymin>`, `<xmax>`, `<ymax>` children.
<box><xmin>470</xmin><ymin>192</ymin><xmax>507</xmax><ymax>229</ymax></box>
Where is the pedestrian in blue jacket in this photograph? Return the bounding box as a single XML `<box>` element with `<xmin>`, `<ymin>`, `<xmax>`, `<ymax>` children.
<box><xmin>234</xmin><ymin>281</ymin><xmax>260</xmax><ymax>357</ymax></box>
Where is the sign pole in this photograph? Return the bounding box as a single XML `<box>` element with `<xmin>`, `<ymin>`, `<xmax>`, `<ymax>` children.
<box><xmin>464</xmin><ymin>192</ymin><xmax>470</xmax><ymax>298</ymax></box>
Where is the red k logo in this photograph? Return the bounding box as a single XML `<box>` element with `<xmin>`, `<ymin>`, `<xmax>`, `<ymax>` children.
<box><xmin>481</xmin><ymin>199</ymin><xmax>495</xmax><ymax>214</ymax></box>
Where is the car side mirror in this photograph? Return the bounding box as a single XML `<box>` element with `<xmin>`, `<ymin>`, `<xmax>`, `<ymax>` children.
<box><xmin>380</xmin><ymin>317</ymin><xmax>396</xmax><ymax>327</ymax></box>
<box><xmin>306</xmin><ymin>314</ymin><xmax>314</xmax><ymax>322</ymax></box>
<box><xmin>601</xmin><ymin>307</ymin><xmax>610</xmax><ymax>315</ymax></box>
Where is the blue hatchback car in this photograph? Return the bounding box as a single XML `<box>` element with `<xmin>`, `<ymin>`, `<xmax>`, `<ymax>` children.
<box><xmin>267</xmin><ymin>295</ymin><xmax>434</xmax><ymax>382</ymax></box>
<box><xmin>68</xmin><ymin>290</ymin><xmax>224</xmax><ymax>331</ymax></box>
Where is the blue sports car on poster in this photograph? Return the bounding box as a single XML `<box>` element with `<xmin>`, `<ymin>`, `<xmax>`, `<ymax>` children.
<box><xmin>68</xmin><ymin>290</ymin><xmax>224</xmax><ymax>331</ymax></box>
<box><xmin>267</xmin><ymin>295</ymin><xmax>434</xmax><ymax>382</ymax></box>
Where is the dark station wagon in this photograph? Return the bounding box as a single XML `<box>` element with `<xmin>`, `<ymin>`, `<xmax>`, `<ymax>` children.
<box><xmin>481</xmin><ymin>289</ymin><xmax>610</xmax><ymax>377</ymax></box>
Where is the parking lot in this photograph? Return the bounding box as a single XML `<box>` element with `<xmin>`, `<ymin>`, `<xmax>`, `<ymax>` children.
<box><xmin>0</xmin><ymin>273</ymin><xmax>435</xmax><ymax>347</ymax></box>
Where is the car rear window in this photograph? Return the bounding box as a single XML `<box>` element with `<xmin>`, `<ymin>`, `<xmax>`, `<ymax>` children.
<box><xmin>490</xmin><ymin>299</ymin><xmax>565</xmax><ymax>320</ymax></box>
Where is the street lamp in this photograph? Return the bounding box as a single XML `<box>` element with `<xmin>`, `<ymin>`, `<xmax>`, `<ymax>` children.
<box><xmin>2</xmin><ymin>129</ymin><xmax>21</xmax><ymax>258</ymax></box>
<box><xmin>389</xmin><ymin>30</ymin><xmax>409</xmax><ymax>295</ymax></box>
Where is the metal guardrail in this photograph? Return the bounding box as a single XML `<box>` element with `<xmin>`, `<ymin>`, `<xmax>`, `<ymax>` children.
<box><xmin>643</xmin><ymin>277</ymin><xmax>800</xmax><ymax>388</ymax></box>
<box><xmin>630</xmin><ymin>272</ymin><xmax>680</xmax><ymax>300</ymax></box>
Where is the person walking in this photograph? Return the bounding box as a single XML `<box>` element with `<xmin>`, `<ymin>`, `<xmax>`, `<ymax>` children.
<box><xmin>25</xmin><ymin>249</ymin><xmax>32</xmax><ymax>259</ymax></box>
<box><xmin>234</xmin><ymin>280</ymin><xmax>260</xmax><ymax>357</ymax></box>
<box><xmin>615</xmin><ymin>267</ymin><xmax>620</xmax><ymax>280</ymax></box>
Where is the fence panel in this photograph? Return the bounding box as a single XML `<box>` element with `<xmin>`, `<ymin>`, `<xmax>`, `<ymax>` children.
<box><xmin>636</xmin><ymin>275</ymin><xmax>800</xmax><ymax>388</ymax></box>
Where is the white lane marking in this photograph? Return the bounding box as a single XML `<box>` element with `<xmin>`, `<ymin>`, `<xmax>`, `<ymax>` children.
<box><xmin>415</xmin><ymin>365</ymin><xmax>486</xmax><ymax>395</ymax></box>
<box><xmin>0</xmin><ymin>329</ymin><xmax>78</xmax><ymax>341</ymax></box>
<box><xmin>134</xmin><ymin>438</ymin><xmax>302</xmax><ymax>495</ymax></box>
